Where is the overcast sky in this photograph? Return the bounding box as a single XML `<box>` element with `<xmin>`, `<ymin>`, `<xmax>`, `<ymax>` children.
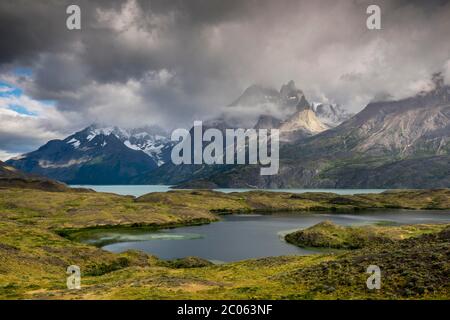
<box><xmin>1</xmin><ymin>0</ymin><xmax>450</xmax><ymax>159</ymax></box>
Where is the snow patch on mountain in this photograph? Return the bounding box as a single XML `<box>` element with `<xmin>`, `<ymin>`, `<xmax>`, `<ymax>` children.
<box><xmin>67</xmin><ymin>138</ymin><xmax>81</xmax><ymax>149</ymax></box>
<box><xmin>77</xmin><ymin>124</ymin><xmax>172</xmax><ymax>166</ymax></box>
<box><xmin>124</xmin><ymin>140</ymin><xmax>141</xmax><ymax>151</ymax></box>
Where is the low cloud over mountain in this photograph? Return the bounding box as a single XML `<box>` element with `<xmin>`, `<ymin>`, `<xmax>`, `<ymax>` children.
<box><xmin>1</xmin><ymin>0</ymin><xmax>450</xmax><ymax>158</ymax></box>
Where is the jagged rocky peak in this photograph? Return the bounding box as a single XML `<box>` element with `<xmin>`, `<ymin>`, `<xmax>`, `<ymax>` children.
<box><xmin>279</xmin><ymin>80</ymin><xmax>310</xmax><ymax>110</ymax></box>
<box><xmin>75</xmin><ymin>123</ymin><xmax>168</xmax><ymax>142</ymax></box>
<box><xmin>6</xmin><ymin>123</ymin><xmax>165</xmax><ymax>184</ymax></box>
<box><xmin>265</xmin><ymin>81</ymin><xmax>328</xmax><ymax>136</ymax></box>
<box><xmin>226</xmin><ymin>80</ymin><xmax>332</xmax><ymax>140</ymax></box>
<box><xmin>279</xmin><ymin>105</ymin><xmax>329</xmax><ymax>135</ymax></box>
<box><xmin>62</xmin><ymin>123</ymin><xmax>171</xmax><ymax>166</ymax></box>
<box><xmin>205</xmin><ymin>81</ymin><xmax>356</xmax><ymax>143</ymax></box>
<box><xmin>312</xmin><ymin>103</ymin><xmax>354</xmax><ymax>126</ymax></box>
<box><xmin>230</xmin><ymin>80</ymin><xmax>311</xmax><ymax>110</ymax></box>
<box><xmin>229</xmin><ymin>84</ymin><xmax>280</xmax><ymax>107</ymax></box>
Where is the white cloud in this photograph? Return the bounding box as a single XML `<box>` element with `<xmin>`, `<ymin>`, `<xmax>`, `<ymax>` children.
<box><xmin>0</xmin><ymin>150</ymin><xmax>19</xmax><ymax>161</ymax></box>
<box><xmin>0</xmin><ymin>86</ymin><xmax>13</xmax><ymax>93</ymax></box>
<box><xmin>0</xmin><ymin>87</ymin><xmax>75</xmax><ymax>153</ymax></box>
<box><xmin>1</xmin><ymin>0</ymin><xmax>450</xmax><ymax>154</ymax></box>
<box><xmin>444</xmin><ymin>60</ymin><xmax>450</xmax><ymax>85</ymax></box>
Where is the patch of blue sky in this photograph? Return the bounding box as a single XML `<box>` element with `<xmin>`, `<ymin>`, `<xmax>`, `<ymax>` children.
<box><xmin>8</xmin><ymin>104</ymin><xmax>37</xmax><ymax>116</ymax></box>
<box><xmin>0</xmin><ymin>82</ymin><xmax>22</xmax><ymax>97</ymax></box>
<box><xmin>1</xmin><ymin>69</ymin><xmax>56</xmax><ymax>115</ymax></box>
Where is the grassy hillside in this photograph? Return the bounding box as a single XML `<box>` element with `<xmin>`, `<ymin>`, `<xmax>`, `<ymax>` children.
<box><xmin>0</xmin><ymin>187</ymin><xmax>449</xmax><ymax>299</ymax></box>
<box><xmin>0</xmin><ymin>160</ymin><xmax>70</xmax><ymax>192</ymax></box>
<box><xmin>285</xmin><ymin>221</ymin><xmax>447</xmax><ymax>249</ymax></box>
<box><xmin>1</xmin><ymin>217</ymin><xmax>448</xmax><ymax>299</ymax></box>
<box><xmin>1</xmin><ymin>188</ymin><xmax>449</xmax><ymax>231</ymax></box>
<box><xmin>137</xmin><ymin>188</ymin><xmax>450</xmax><ymax>212</ymax></box>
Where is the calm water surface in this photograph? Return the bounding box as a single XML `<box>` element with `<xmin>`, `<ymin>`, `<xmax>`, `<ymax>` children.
<box><xmin>70</xmin><ymin>185</ymin><xmax>387</xmax><ymax>197</ymax></box>
<box><xmin>71</xmin><ymin>185</ymin><xmax>449</xmax><ymax>262</ymax></box>
<box><xmin>98</xmin><ymin>211</ymin><xmax>450</xmax><ymax>262</ymax></box>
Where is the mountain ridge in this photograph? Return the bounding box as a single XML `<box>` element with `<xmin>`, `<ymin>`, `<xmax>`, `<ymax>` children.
<box><xmin>175</xmin><ymin>80</ymin><xmax>450</xmax><ymax>188</ymax></box>
<box><xmin>6</xmin><ymin>125</ymin><xmax>170</xmax><ymax>184</ymax></box>
<box><xmin>7</xmin><ymin>79</ymin><xmax>446</xmax><ymax>189</ymax></box>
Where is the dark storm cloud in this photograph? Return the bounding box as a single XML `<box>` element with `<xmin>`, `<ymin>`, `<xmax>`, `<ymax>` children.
<box><xmin>0</xmin><ymin>1</ymin><xmax>256</xmax><ymax>108</ymax></box>
<box><xmin>1</xmin><ymin>0</ymin><xmax>450</xmax><ymax>158</ymax></box>
<box><xmin>0</xmin><ymin>0</ymin><xmax>266</xmax><ymax>128</ymax></box>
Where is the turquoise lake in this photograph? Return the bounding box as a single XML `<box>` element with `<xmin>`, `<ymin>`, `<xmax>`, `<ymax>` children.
<box><xmin>70</xmin><ymin>185</ymin><xmax>387</xmax><ymax>197</ymax></box>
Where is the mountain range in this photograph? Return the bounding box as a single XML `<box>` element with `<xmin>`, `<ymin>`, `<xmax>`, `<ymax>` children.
<box><xmin>177</xmin><ymin>76</ymin><xmax>450</xmax><ymax>188</ymax></box>
<box><xmin>7</xmin><ymin>125</ymin><xmax>172</xmax><ymax>184</ymax></box>
<box><xmin>6</xmin><ymin>77</ymin><xmax>450</xmax><ymax>188</ymax></box>
<box><xmin>224</xmin><ymin>80</ymin><xmax>352</xmax><ymax>141</ymax></box>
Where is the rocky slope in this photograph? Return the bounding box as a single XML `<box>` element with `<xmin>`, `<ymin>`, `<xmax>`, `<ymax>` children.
<box><xmin>8</xmin><ymin>77</ymin><xmax>447</xmax><ymax>189</ymax></box>
<box><xmin>137</xmin><ymin>82</ymin><xmax>336</xmax><ymax>185</ymax></box>
<box><xmin>177</xmin><ymin>77</ymin><xmax>450</xmax><ymax>188</ymax></box>
<box><xmin>228</xmin><ymin>80</ymin><xmax>333</xmax><ymax>137</ymax></box>
<box><xmin>6</xmin><ymin>80</ymin><xmax>353</xmax><ymax>185</ymax></box>
<box><xmin>6</xmin><ymin>125</ymin><xmax>171</xmax><ymax>184</ymax></box>
<box><xmin>278</xmin><ymin>104</ymin><xmax>329</xmax><ymax>141</ymax></box>
<box><xmin>312</xmin><ymin>103</ymin><xmax>354</xmax><ymax>126</ymax></box>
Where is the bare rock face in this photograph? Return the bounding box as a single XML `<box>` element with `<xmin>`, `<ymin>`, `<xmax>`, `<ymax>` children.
<box><xmin>253</xmin><ymin>100</ymin><xmax>330</xmax><ymax>142</ymax></box>
<box><xmin>222</xmin><ymin>80</ymin><xmax>334</xmax><ymax>141</ymax></box>
<box><xmin>312</xmin><ymin>103</ymin><xmax>354</xmax><ymax>127</ymax></box>
<box><xmin>280</xmin><ymin>80</ymin><xmax>308</xmax><ymax>109</ymax></box>
<box><xmin>275</xmin><ymin>82</ymin><xmax>331</xmax><ymax>141</ymax></box>
<box><xmin>177</xmin><ymin>75</ymin><xmax>450</xmax><ymax>189</ymax></box>
<box><xmin>335</xmin><ymin>78</ymin><xmax>450</xmax><ymax>157</ymax></box>
<box><xmin>229</xmin><ymin>84</ymin><xmax>280</xmax><ymax>107</ymax></box>
<box><xmin>278</xmin><ymin>107</ymin><xmax>330</xmax><ymax>137</ymax></box>
<box><xmin>9</xmin><ymin>75</ymin><xmax>448</xmax><ymax>189</ymax></box>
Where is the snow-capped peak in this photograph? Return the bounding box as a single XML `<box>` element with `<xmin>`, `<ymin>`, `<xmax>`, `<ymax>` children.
<box><xmin>66</xmin><ymin>124</ymin><xmax>172</xmax><ymax>166</ymax></box>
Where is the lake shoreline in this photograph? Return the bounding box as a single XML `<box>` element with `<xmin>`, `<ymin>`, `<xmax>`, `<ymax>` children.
<box><xmin>99</xmin><ymin>211</ymin><xmax>450</xmax><ymax>261</ymax></box>
<box><xmin>54</xmin><ymin>188</ymin><xmax>450</xmax><ymax>249</ymax></box>
<box><xmin>56</xmin><ymin>217</ymin><xmax>215</xmax><ymax>246</ymax></box>
<box><xmin>70</xmin><ymin>184</ymin><xmax>388</xmax><ymax>197</ymax></box>
<box><xmin>1</xmin><ymin>187</ymin><xmax>450</xmax><ymax>299</ymax></box>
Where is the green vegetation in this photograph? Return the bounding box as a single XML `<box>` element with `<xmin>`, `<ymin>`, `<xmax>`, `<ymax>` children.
<box><xmin>281</xmin><ymin>226</ymin><xmax>450</xmax><ymax>299</ymax></box>
<box><xmin>0</xmin><ymin>160</ymin><xmax>72</xmax><ymax>192</ymax></box>
<box><xmin>0</xmin><ymin>187</ymin><xmax>449</xmax><ymax>299</ymax></box>
<box><xmin>0</xmin><ymin>188</ymin><xmax>218</xmax><ymax>230</ymax></box>
<box><xmin>285</xmin><ymin>221</ymin><xmax>447</xmax><ymax>249</ymax></box>
<box><xmin>137</xmin><ymin>188</ymin><xmax>450</xmax><ymax>212</ymax></box>
<box><xmin>160</xmin><ymin>256</ymin><xmax>214</xmax><ymax>269</ymax></box>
